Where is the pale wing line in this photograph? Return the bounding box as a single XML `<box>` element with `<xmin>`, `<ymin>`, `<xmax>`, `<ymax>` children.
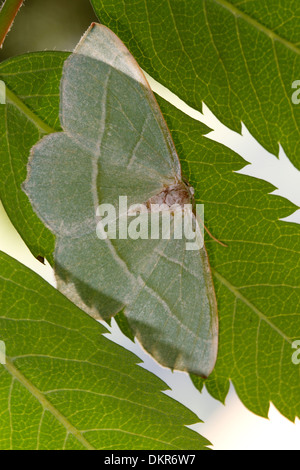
<box><xmin>151</xmin><ymin>277</ymin><xmax>204</xmax><ymax>356</ymax></box>
<box><xmin>82</xmin><ymin>65</ymin><xmax>172</xmax><ymax>165</ymax></box>
<box><xmin>103</xmin><ymin>238</ymin><xmax>137</xmax><ymax>290</ymax></box>
<box><xmin>90</xmin><ymin>66</ymin><xmax>137</xmax><ymax>287</ymax></box>
<box><xmin>56</xmin><ymin>242</ymin><xmax>135</xmax><ymax>304</ymax></box>
<box><xmin>125</xmin><ymin>226</ymin><xmax>212</xmax><ymax>365</ymax></box>
<box><xmin>178</xmin><ymin>244</ymin><xmax>186</xmax><ymax>305</ymax></box>
<box><xmin>68</xmin><ymin>77</ymin><xmax>166</xmax><ymax>161</ymax></box>
<box><xmin>152</xmin><ymin>245</ymin><xmax>192</xmax><ymax>352</ymax></box>
<box><xmin>91</xmin><ymin>66</ymin><xmax>110</xmax><ymax>206</ymax></box>
<box><xmin>137</xmin><ymin>275</ymin><xmax>209</xmax><ymax>344</ymax></box>
<box><xmin>61</xmin><ymin>56</ymin><xmax>176</xmax><ymax>180</ymax></box>
<box><xmin>137</xmin><ymin>271</ymin><xmax>213</xmax><ymax>372</ymax></box>
<box><xmin>95</xmin><ymin>166</ymin><xmax>165</xmax><ymax>182</ymax></box>
<box><xmin>188</xmin><ymin>254</ymin><xmax>210</xmax><ymax>354</ymax></box>
<box><xmin>145</xmin><ymin>266</ymin><xmax>186</xmax><ymax>353</ymax></box>
<box><xmin>173</xmin><ymin>244</ymin><xmax>202</xmax><ymax>356</ymax></box>
<box><xmin>169</xmin><ymin>246</ymin><xmax>213</xmax><ymax>360</ymax></box>
<box><xmin>124</xmin><ymin>236</ymin><xmax>178</xmax><ymax>339</ymax></box>
<box><xmin>154</xmin><ymin>248</ymin><xmax>199</xmax><ymax>280</ymax></box>
<box><xmin>125</xmin><ymin>238</ymin><xmax>171</xmax><ymax>304</ymax></box>
<box><xmin>157</xmin><ymin>231</ymin><xmax>210</xmax><ymax>338</ymax></box>
<box><xmin>107</xmin><ymin>220</ymin><xmax>186</xmax><ymax>308</ymax></box>
<box><xmin>97</xmin><ymin>55</ymin><xmax>180</xmax><ymax>178</ymax></box>
<box><xmin>114</xmin><ymin>70</ymin><xmax>180</xmax><ymax>176</ymax></box>
<box><xmin>127</xmin><ymin>113</ymin><xmax>151</xmax><ymax>169</ymax></box>
<box><xmin>214</xmin><ymin>270</ymin><xmax>292</xmax><ymax>344</ymax></box>
<box><xmin>3</xmin><ymin>357</ymin><xmax>96</xmax><ymax>450</ymax></box>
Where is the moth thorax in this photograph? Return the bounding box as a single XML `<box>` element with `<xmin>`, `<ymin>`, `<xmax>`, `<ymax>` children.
<box><xmin>146</xmin><ymin>182</ymin><xmax>192</xmax><ymax>210</ymax></box>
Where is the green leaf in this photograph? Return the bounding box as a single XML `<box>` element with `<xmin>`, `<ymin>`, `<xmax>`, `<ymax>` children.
<box><xmin>156</xmin><ymin>96</ymin><xmax>300</xmax><ymax>421</ymax></box>
<box><xmin>0</xmin><ymin>251</ymin><xmax>208</xmax><ymax>450</ymax></box>
<box><xmin>91</xmin><ymin>0</ymin><xmax>300</xmax><ymax>166</ymax></box>
<box><xmin>0</xmin><ymin>52</ymin><xmax>69</xmax><ymax>263</ymax></box>
<box><xmin>0</xmin><ymin>0</ymin><xmax>299</xmax><ymax>422</ymax></box>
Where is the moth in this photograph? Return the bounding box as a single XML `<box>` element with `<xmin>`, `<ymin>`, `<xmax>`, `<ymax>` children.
<box><xmin>24</xmin><ymin>23</ymin><xmax>218</xmax><ymax>377</ymax></box>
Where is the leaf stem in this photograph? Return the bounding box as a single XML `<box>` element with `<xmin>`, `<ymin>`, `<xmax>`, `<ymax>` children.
<box><xmin>0</xmin><ymin>0</ymin><xmax>24</xmax><ymax>48</ymax></box>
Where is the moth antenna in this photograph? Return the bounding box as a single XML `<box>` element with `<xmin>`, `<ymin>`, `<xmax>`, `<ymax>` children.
<box><xmin>197</xmin><ymin>218</ymin><xmax>228</xmax><ymax>247</ymax></box>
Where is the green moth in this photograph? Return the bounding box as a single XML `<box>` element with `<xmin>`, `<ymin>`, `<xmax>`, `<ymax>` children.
<box><xmin>24</xmin><ymin>23</ymin><xmax>218</xmax><ymax>377</ymax></box>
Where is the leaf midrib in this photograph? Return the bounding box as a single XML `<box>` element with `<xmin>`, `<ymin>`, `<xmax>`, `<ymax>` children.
<box><xmin>4</xmin><ymin>356</ymin><xmax>96</xmax><ymax>450</ymax></box>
